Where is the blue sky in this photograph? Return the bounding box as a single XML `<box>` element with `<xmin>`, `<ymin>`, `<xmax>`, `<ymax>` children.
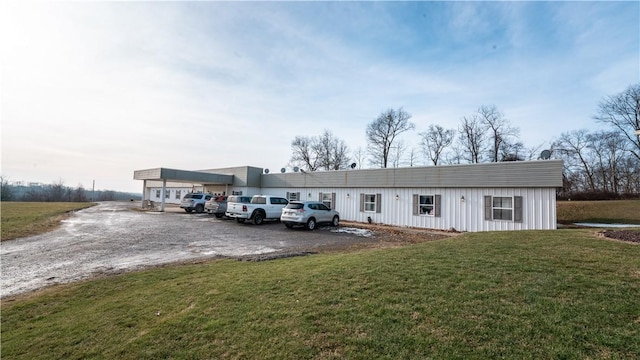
<box><xmin>1</xmin><ymin>1</ymin><xmax>638</xmax><ymax>193</ymax></box>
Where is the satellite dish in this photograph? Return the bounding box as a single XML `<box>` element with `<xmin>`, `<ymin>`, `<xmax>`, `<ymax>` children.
<box><xmin>264</xmin><ymin>168</ymin><xmax>270</xmax><ymax>174</ymax></box>
<box><xmin>350</xmin><ymin>162</ymin><xmax>357</xmax><ymax>169</ymax></box>
<box><xmin>540</xmin><ymin>150</ymin><xmax>551</xmax><ymax>160</ymax></box>
<box><xmin>280</xmin><ymin>168</ymin><xmax>286</xmax><ymax>173</ymax></box>
<box><xmin>293</xmin><ymin>166</ymin><xmax>299</xmax><ymax>172</ymax></box>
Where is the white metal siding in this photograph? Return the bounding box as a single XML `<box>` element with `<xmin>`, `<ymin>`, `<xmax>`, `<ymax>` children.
<box><xmin>264</xmin><ymin>187</ymin><xmax>557</xmax><ymax>232</ymax></box>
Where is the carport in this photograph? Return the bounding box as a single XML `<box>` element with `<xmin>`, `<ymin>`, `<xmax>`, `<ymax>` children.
<box><xmin>133</xmin><ymin>168</ymin><xmax>234</xmax><ymax>211</ymax></box>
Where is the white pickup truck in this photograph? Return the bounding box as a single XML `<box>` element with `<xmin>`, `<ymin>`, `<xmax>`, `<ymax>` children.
<box><xmin>225</xmin><ymin>195</ymin><xmax>289</xmax><ymax>225</ymax></box>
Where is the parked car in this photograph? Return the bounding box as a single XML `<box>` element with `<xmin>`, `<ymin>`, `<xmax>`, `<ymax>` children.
<box><xmin>205</xmin><ymin>195</ymin><xmax>228</xmax><ymax>218</ymax></box>
<box><xmin>281</xmin><ymin>201</ymin><xmax>340</xmax><ymax>230</ymax></box>
<box><xmin>180</xmin><ymin>193</ymin><xmax>212</xmax><ymax>213</ymax></box>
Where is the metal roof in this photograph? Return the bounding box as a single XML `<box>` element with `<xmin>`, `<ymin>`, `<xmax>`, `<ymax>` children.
<box><xmin>133</xmin><ymin>168</ymin><xmax>234</xmax><ymax>185</ymax></box>
<box><xmin>259</xmin><ymin>160</ymin><xmax>564</xmax><ymax>188</ymax></box>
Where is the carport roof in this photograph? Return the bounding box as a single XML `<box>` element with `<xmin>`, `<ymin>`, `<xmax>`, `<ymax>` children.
<box><xmin>133</xmin><ymin>167</ymin><xmax>234</xmax><ymax>185</ymax></box>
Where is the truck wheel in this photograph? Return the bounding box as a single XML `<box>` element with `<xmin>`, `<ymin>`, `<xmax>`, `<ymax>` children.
<box><xmin>195</xmin><ymin>204</ymin><xmax>204</xmax><ymax>213</ymax></box>
<box><xmin>214</xmin><ymin>213</ymin><xmax>224</xmax><ymax>218</ymax></box>
<box><xmin>306</xmin><ymin>218</ymin><xmax>316</xmax><ymax>230</ymax></box>
<box><xmin>331</xmin><ymin>215</ymin><xmax>339</xmax><ymax>227</ymax></box>
<box><xmin>252</xmin><ymin>211</ymin><xmax>265</xmax><ymax>225</ymax></box>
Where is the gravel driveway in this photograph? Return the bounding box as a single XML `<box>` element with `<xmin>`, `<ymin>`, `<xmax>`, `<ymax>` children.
<box><xmin>1</xmin><ymin>201</ymin><xmax>395</xmax><ymax>298</ymax></box>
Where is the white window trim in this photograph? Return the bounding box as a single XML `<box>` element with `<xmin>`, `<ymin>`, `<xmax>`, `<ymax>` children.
<box><xmin>492</xmin><ymin>196</ymin><xmax>514</xmax><ymax>221</ymax></box>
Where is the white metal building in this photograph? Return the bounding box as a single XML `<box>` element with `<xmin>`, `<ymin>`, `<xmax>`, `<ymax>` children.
<box><xmin>134</xmin><ymin>160</ymin><xmax>563</xmax><ymax>232</ymax></box>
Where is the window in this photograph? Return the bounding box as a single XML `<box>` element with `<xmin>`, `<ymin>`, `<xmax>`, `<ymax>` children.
<box><xmin>320</xmin><ymin>192</ymin><xmax>335</xmax><ymax>209</ymax></box>
<box><xmin>419</xmin><ymin>195</ymin><xmax>434</xmax><ymax>215</ymax></box>
<box><xmin>317</xmin><ymin>203</ymin><xmax>330</xmax><ymax>211</ymax></box>
<box><xmin>175</xmin><ymin>190</ymin><xmax>182</xmax><ymax>199</ymax></box>
<box><xmin>493</xmin><ymin>197</ymin><xmax>512</xmax><ymax>220</ymax></box>
<box><xmin>360</xmin><ymin>193</ymin><xmax>380</xmax><ymax>213</ymax></box>
<box><xmin>252</xmin><ymin>196</ymin><xmax>267</xmax><ymax>204</ymax></box>
<box><xmin>232</xmin><ymin>190</ymin><xmax>243</xmax><ymax>195</ymax></box>
<box><xmin>155</xmin><ymin>189</ymin><xmax>161</xmax><ymax>198</ymax></box>
<box><xmin>270</xmin><ymin>197</ymin><xmax>288</xmax><ymax>205</ymax></box>
<box><xmin>412</xmin><ymin>194</ymin><xmax>441</xmax><ymax>217</ymax></box>
<box><xmin>165</xmin><ymin>190</ymin><xmax>171</xmax><ymax>199</ymax></box>
<box><xmin>484</xmin><ymin>196</ymin><xmax>523</xmax><ymax>222</ymax></box>
<box><xmin>287</xmin><ymin>192</ymin><xmax>300</xmax><ymax>201</ymax></box>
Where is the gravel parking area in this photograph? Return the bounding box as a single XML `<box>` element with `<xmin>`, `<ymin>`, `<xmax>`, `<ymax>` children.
<box><xmin>1</xmin><ymin>202</ymin><xmax>450</xmax><ymax>298</ymax></box>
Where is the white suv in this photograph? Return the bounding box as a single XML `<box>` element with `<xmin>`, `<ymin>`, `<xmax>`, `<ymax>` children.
<box><xmin>180</xmin><ymin>193</ymin><xmax>212</xmax><ymax>213</ymax></box>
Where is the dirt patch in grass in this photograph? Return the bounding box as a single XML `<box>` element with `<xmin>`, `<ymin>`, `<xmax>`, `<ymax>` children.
<box><xmin>600</xmin><ymin>230</ymin><xmax>640</xmax><ymax>244</ymax></box>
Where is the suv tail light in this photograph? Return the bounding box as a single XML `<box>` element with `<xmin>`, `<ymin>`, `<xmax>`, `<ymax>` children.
<box><xmin>242</xmin><ymin>205</ymin><xmax>247</xmax><ymax>212</ymax></box>
<box><xmin>297</xmin><ymin>208</ymin><xmax>305</xmax><ymax>213</ymax></box>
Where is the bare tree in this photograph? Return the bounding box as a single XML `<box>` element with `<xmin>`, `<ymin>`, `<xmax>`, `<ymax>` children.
<box><xmin>407</xmin><ymin>147</ymin><xmax>420</xmax><ymax>167</ymax></box>
<box><xmin>352</xmin><ymin>147</ymin><xmax>366</xmax><ymax>169</ymax></box>
<box><xmin>419</xmin><ymin>124</ymin><xmax>455</xmax><ymax>165</ymax></box>
<box><xmin>594</xmin><ymin>83</ymin><xmax>640</xmax><ymax>160</ymax></box>
<box><xmin>290</xmin><ymin>130</ymin><xmax>350</xmax><ymax>171</ymax></box>
<box><xmin>458</xmin><ymin>114</ymin><xmax>487</xmax><ymax>163</ymax></box>
<box><xmin>390</xmin><ymin>140</ymin><xmax>407</xmax><ymax>168</ymax></box>
<box><xmin>476</xmin><ymin>105</ymin><xmax>521</xmax><ymax>162</ymax></box>
<box><xmin>588</xmin><ymin>131</ymin><xmax>628</xmax><ymax>194</ymax></box>
<box><xmin>366</xmin><ymin>107</ymin><xmax>415</xmax><ymax>168</ymax></box>
<box><xmin>290</xmin><ymin>136</ymin><xmax>319</xmax><ymax>171</ymax></box>
<box><xmin>552</xmin><ymin>129</ymin><xmax>597</xmax><ymax>191</ymax></box>
<box><xmin>1</xmin><ymin>176</ymin><xmax>14</xmax><ymax>201</ymax></box>
<box><xmin>72</xmin><ymin>184</ymin><xmax>88</xmax><ymax>202</ymax></box>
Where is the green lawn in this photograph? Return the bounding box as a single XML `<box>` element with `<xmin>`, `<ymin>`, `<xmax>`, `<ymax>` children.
<box><xmin>0</xmin><ymin>202</ymin><xmax>95</xmax><ymax>241</ymax></box>
<box><xmin>557</xmin><ymin>199</ymin><xmax>640</xmax><ymax>224</ymax></box>
<box><xmin>3</xmin><ymin>230</ymin><xmax>639</xmax><ymax>359</ymax></box>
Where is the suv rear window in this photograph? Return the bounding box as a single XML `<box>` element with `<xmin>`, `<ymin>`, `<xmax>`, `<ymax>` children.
<box><xmin>184</xmin><ymin>194</ymin><xmax>203</xmax><ymax>199</ymax></box>
<box><xmin>285</xmin><ymin>203</ymin><xmax>304</xmax><ymax>209</ymax></box>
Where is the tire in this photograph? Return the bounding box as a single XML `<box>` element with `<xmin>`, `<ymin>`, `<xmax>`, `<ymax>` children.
<box><xmin>214</xmin><ymin>213</ymin><xmax>224</xmax><ymax>218</ymax></box>
<box><xmin>331</xmin><ymin>215</ymin><xmax>339</xmax><ymax>227</ymax></box>
<box><xmin>284</xmin><ymin>223</ymin><xmax>293</xmax><ymax>229</ymax></box>
<box><xmin>195</xmin><ymin>204</ymin><xmax>204</xmax><ymax>213</ymax></box>
<box><xmin>305</xmin><ymin>218</ymin><xmax>316</xmax><ymax>231</ymax></box>
<box><xmin>252</xmin><ymin>211</ymin><xmax>264</xmax><ymax>225</ymax></box>
<box><xmin>236</xmin><ymin>218</ymin><xmax>245</xmax><ymax>223</ymax></box>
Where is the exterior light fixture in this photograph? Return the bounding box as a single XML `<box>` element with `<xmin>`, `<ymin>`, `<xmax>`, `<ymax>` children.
<box><xmin>346</xmin><ymin>193</ymin><xmax>350</xmax><ymax>198</ymax></box>
<box><xmin>461</xmin><ymin>195</ymin><xmax>465</xmax><ymax>202</ymax></box>
<box><xmin>395</xmin><ymin>194</ymin><xmax>399</xmax><ymax>200</ymax></box>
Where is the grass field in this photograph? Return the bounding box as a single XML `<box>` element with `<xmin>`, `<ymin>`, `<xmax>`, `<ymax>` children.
<box><xmin>2</xmin><ymin>229</ymin><xmax>639</xmax><ymax>359</ymax></box>
<box><xmin>0</xmin><ymin>202</ymin><xmax>95</xmax><ymax>241</ymax></box>
<box><xmin>557</xmin><ymin>199</ymin><xmax>640</xmax><ymax>224</ymax></box>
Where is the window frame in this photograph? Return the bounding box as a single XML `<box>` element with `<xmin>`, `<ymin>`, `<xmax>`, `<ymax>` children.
<box><xmin>492</xmin><ymin>196</ymin><xmax>513</xmax><ymax>221</ymax></box>
<box><xmin>418</xmin><ymin>194</ymin><xmax>435</xmax><ymax>216</ymax></box>
<box><xmin>360</xmin><ymin>193</ymin><xmax>382</xmax><ymax>213</ymax></box>
<box><xmin>484</xmin><ymin>195</ymin><xmax>523</xmax><ymax>222</ymax></box>
<box><xmin>320</xmin><ymin>192</ymin><xmax>335</xmax><ymax>209</ymax></box>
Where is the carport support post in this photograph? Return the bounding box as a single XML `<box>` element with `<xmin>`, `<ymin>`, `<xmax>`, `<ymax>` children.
<box><xmin>141</xmin><ymin>180</ymin><xmax>148</xmax><ymax>208</ymax></box>
<box><xmin>160</xmin><ymin>179</ymin><xmax>166</xmax><ymax>212</ymax></box>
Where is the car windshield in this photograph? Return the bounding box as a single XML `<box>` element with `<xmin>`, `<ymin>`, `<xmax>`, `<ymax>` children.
<box><xmin>285</xmin><ymin>203</ymin><xmax>304</xmax><ymax>209</ymax></box>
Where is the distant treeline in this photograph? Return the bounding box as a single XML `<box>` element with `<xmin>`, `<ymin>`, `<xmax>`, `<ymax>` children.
<box><xmin>0</xmin><ymin>178</ymin><xmax>141</xmax><ymax>202</ymax></box>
